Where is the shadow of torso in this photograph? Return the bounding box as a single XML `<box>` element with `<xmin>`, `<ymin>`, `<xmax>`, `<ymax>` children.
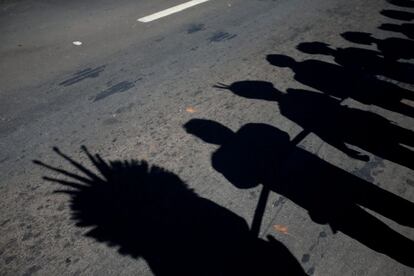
<box><xmin>211</xmin><ymin>123</ymin><xmax>414</xmax><ymax>267</ymax></box>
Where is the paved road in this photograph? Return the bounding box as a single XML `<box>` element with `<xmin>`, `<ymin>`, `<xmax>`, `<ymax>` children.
<box><xmin>1</xmin><ymin>0</ymin><xmax>414</xmax><ymax>275</ymax></box>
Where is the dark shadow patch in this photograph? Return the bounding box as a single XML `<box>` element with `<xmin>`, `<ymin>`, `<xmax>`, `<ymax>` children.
<box><xmin>381</xmin><ymin>9</ymin><xmax>414</xmax><ymax>21</ymax></box>
<box><xmin>209</xmin><ymin>31</ymin><xmax>237</xmax><ymax>42</ymax></box>
<box><xmin>387</xmin><ymin>0</ymin><xmax>414</xmax><ymax>8</ymax></box>
<box><xmin>296</xmin><ymin>41</ymin><xmax>414</xmax><ymax>85</ymax></box>
<box><xmin>59</xmin><ymin>66</ymin><xmax>106</xmax><ymax>87</ymax></box>
<box><xmin>35</xmin><ymin>147</ymin><xmax>306</xmax><ymax>276</ymax></box>
<box><xmin>187</xmin><ymin>23</ymin><xmax>205</xmax><ymax>34</ymax></box>
<box><xmin>93</xmin><ymin>81</ymin><xmax>135</xmax><ymax>102</ymax></box>
<box><xmin>341</xmin><ymin>31</ymin><xmax>414</xmax><ymax>60</ymax></box>
<box><xmin>185</xmin><ymin>119</ymin><xmax>414</xmax><ymax>267</ymax></box>
<box><xmin>379</xmin><ymin>23</ymin><xmax>414</xmax><ymax>39</ymax></box>
<box><xmin>217</xmin><ymin>80</ymin><xmax>414</xmax><ymax>169</ymax></box>
<box><xmin>301</xmin><ymin>254</ymin><xmax>310</xmax><ymax>263</ymax></box>
<box><xmin>266</xmin><ymin>54</ymin><xmax>414</xmax><ymax>117</ymax></box>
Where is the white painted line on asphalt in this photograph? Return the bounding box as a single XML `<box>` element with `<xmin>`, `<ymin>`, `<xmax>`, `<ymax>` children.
<box><xmin>138</xmin><ymin>0</ymin><xmax>210</xmax><ymax>23</ymax></box>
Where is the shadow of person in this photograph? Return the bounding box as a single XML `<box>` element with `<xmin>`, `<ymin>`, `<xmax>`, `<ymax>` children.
<box><xmin>387</xmin><ymin>0</ymin><xmax>414</xmax><ymax>8</ymax></box>
<box><xmin>380</xmin><ymin>23</ymin><xmax>414</xmax><ymax>39</ymax></box>
<box><xmin>381</xmin><ymin>9</ymin><xmax>414</xmax><ymax>21</ymax></box>
<box><xmin>184</xmin><ymin>119</ymin><xmax>414</xmax><ymax>267</ymax></box>
<box><xmin>296</xmin><ymin>41</ymin><xmax>414</xmax><ymax>85</ymax></box>
<box><xmin>215</xmin><ymin>81</ymin><xmax>414</xmax><ymax>169</ymax></box>
<box><xmin>266</xmin><ymin>54</ymin><xmax>414</xmax><ymax>118</ymax></box>
<box><xmin>341</xmin><ymin>31</ymin><xmax>414</xmax><ymax>60</ymax></box>
<box><xmin>34</xmin><ymin>147</ymin><xmax>306</xmax><ymax>276</ymax></box>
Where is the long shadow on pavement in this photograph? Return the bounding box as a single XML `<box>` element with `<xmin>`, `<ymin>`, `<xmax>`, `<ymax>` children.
<box><xmin>381</xmin><ymin>9</ymin><xmax>414</xmax><ymax>21</ymax></box>
<box><xmin>34</xmin><ymin>147</ymin><xmax>306</xmax><ymax>276</ymax></box>
<box><xmin>341</xmin><ymin>31</ymin><xmax>414</xmax><ymax>61</ymax></box>
<box><xmin>216</xmin><ymin>81</ymin><xmax>414</xmax><ymax>170</ymax></box>
<box><xmin>266</xmin><ymin>54</ymin><xmax>414</xmax><ymax>118</ymax></box>
<box><xmin>185</xmin><ymin>119</ymin><xmax>414</xmax><ymax>267</ymax></box>
<box><xmin>296</xmin><ymin>41</ymin><xmax>414</xmax><ymax>85</ymax></box>
<box><xmin>387</xmin><ymin>0</ymin><xmax>414</xmax><ymax>8</ymax></box>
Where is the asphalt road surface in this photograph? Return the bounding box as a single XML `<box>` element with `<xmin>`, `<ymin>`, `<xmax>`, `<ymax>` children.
<box><xmin>1</xmin><ymin>0</ymin><xmax>414</xmax><ymax>275</ymax></box>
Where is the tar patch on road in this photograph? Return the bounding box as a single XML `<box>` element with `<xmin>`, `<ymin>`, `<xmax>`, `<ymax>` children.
<box><xmin>93</xmin><ymin>81</ymin><xmax>135</xmax><ymax>102</ymax></box>
<box><xmin>209</xmin><ymin>32</ymin><xmax>237</xmax><ymax>42</ymax></box>
<box><xmin>187</xmin><ymin>24</ymin><xmax>205</xmax><ymax>34</ymax></box>
<box><xmin>59</xmin><ymin>65</ymin><xmax>106</xmax><ymax>87</ymax></box>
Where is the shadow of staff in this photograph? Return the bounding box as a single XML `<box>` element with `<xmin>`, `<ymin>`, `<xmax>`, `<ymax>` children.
<box><xmin>185</xmin><ymin>119</ymin><xmax>414</xmax><ymax>267</ymax></box>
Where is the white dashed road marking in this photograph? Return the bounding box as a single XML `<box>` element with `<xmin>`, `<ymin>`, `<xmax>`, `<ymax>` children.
<box><xmin>138</xmin><ymin>0</ymin><xmax>210</xmax><ymax>23</ymax></box>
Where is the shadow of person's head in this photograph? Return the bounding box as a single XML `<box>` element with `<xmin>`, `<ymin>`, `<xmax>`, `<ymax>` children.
<box><xmin>387</xmin><ymin>0</ymin><xmax>414</xmax><ymax>8</ymax></box>
<box><xmin>266</xmin><ymin>54</ymin><xmax>297</xmax><ymax>68</ymax></box>
<box><xmin>215</xmin><ymin>80</ymin><xmax>281</xmax><ymax>101</ymax></box>
<box><xmin>296</xmin><ymin>42</ymin><xmax>333</xmax><ymax>55</ymax></box>
<box><xmin>34</xmin><ymin>146</ymin><xmax>306</xmax><ymax>275</ymax></box>
<box><xmin>34</xmin><ymin>147</ymin><xmax>198</xmax><ymax>259</ymax></box>
<box><xmin>380</xmin><ymin>9</ymin><xmax>414</xmax><ymax>21</ymax></box>
<box><xmin>379</xmin><ymin>23</ymin><xmax>414</xmax><ymax>39</ymax></box>
<box><xmin>184</xmin><ymin>120</ymin><xmax>291</xmax><ymax>188</ymax></box>
<box><xmin>341</xmin><ymin>32</ymin><xmax>374</xmax><ymax>45</ymax></box>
